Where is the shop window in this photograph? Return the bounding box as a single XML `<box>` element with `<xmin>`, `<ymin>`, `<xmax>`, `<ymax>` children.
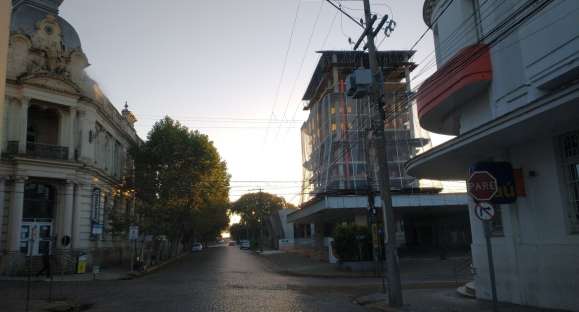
<box><xmin>561</xmin><ymin>132</ymin><xmax>579</xmax><ymax>232</ymax></box>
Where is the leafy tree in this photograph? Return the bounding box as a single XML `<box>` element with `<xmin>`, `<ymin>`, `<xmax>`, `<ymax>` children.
<box><xmin>230</xmin><ymin>192</ymin><xmax>288</xmax><ymax>248</ymax></box>
<box><xmin>333</xmin><ymin>224</ymin><xmax>373</xmax><ymax>261</ymax></box>
<box><xmin>228</xmin><ymin>223</ymin><xmax>249</xmax><ymax>241</ymax></box>
<box><xmin>130</xmin><ymin>117</ymin><xmax>230</xmax><ymax>254</ymax></box>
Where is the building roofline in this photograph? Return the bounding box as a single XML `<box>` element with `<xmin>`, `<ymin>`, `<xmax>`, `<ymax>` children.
<box><xmin>423</xmin><ymin>0</ymin><xmax>438</xmax><ymax>27</ymax></box>
<box><xmin>302</xmin><ymin>50</ymin><xmax>416</xmax><ymax>102</ymax></box>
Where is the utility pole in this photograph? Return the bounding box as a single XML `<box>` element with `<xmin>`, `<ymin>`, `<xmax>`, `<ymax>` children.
<box><xmin>361</xmin><ymin>0</ymin><xmax>403</xmax><ymax>306</ymax></box>
<box><xmin>325</xmin><ymin>0</ymin><xmax>402</xmax><ymax>305</ymax></box>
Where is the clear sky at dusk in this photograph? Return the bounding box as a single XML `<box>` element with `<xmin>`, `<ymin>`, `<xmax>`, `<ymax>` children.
<box><xmin>59</xmin><ymin>0</ymin><xmax>440</xmax><ymax>204</ymax></box>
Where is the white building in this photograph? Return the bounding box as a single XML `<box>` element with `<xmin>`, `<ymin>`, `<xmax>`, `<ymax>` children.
<box><xmin>408</xmin><ymin>0</ymin><xmax>579</xmax><ymax>310</ymax></box>
<box><xmin>0</xmin><ymin>0</ymin><xmax>140</xmax><ymax>274</ymax></box>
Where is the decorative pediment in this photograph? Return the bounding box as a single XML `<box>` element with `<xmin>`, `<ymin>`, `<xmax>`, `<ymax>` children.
<box><xmin>26</xmin><ymin>15</ymin><xmax>67</xmax><ymax>75</ymax></box>
<box><xmin>20</xmin><ymin>73</ymin><xmax>81</xmax><ymax>95</ymax></box>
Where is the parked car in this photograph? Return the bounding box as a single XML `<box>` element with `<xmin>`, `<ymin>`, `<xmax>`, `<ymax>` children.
<box><xmin>192</xmin><ymin>242</ymin><xmax>203</xmax><ymax>252</ymax></box>
<box><xmin>239</xmin><ymin>240</ymin><xmax>250</xmax><ymax>250</ymax></box>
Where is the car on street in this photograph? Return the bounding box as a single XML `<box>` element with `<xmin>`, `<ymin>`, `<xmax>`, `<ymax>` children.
<box><xmin>228</xmin><ymin>241</ymin><xmax>236</xmax><ymax>246</ymax></box>
<box><xmin>239</xmin><ymin>240</ymin><xmax>250</xmax><ymax>250</ymax></box>
<box><xmin>191</xmin><ymin>242</ymin><xmax>203</xmax><ymax>252</ymax></box>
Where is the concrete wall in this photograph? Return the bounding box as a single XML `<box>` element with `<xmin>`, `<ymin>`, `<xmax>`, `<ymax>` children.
<box><xmin>469</xmin><ymin>136</ymin><xmax>579</xmax><ymax>311</ymax></box>
<box><xmin>432</xmin><ymin>0</ymin><xmax>579</xmax><ymax>136</ymax></box>
<box><xmin>432</xmin><ymin>0</ymin><xmax>478</xmax><ymax>65</ymax></box>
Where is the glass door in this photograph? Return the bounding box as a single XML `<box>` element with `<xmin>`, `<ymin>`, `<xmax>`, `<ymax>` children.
<box><xmin>20</xmin><ymin>220</ymin><xmax>53</xmax><ymax>256</ymax></box>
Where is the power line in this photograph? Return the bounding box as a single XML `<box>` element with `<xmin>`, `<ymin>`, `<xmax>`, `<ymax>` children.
<box><xmin>272</xmin><ymin>0</ymin><xmax>326</xmax><ymax>142</ymax></box>
<box><xmin>261</xmin><ymin>0</ymin><xmax>303</xmax><ymax>148</ymax></box>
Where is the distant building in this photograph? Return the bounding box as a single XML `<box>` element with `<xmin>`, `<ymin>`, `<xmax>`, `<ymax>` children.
<box><xmin>0</xmin><ymin>0</ymin><xmax>140</xmax><ymax>274</ymax></box>
<box><xmin>288</xmin><ymin>51</ymin><xmax>469</xmax><ymax>261</ymax></box>
<box><xmin>408</xmin><ymin>0</ymin><xmax>579</xmax><ymax>310</ymax></box>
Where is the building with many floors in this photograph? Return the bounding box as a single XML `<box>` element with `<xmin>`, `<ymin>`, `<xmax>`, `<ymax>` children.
<box><xmin>287</xmin><ymin>50</ymin><xmax>469</xmax><ymax>261</ymax></box>
<box><xmin>0</xmin><ymin>0</ymin><xmax>140</xmax><ymax>274</ymax></box>
<box><xmin>408</xmin><ymin>0</ymin><xmax>579</xmax><ymax>310</ymax></box>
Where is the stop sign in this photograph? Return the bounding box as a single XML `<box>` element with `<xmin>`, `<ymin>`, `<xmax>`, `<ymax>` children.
<box><xmin>467</xmin><ymin>171</ymin><xmax>498</xmax><ymax>201</ymax></box>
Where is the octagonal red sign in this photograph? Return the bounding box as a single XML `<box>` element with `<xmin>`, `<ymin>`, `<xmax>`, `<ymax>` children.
<box><xmin>467</xmin><ymin>171</ymin><xmax>498</xmax><ymax>201</ymax></box>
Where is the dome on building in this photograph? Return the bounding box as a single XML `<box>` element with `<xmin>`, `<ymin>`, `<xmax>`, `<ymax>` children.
<box><xmin>11</xmin><ymin>0</ymin><xmax>82</xmax><ymax>51</ymax></box>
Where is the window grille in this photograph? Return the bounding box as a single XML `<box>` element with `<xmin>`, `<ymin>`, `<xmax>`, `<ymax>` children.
<box><xmin>561</xmin><ymin>132</ymin><xmax>579</xmax><ymax>232</ymax></box>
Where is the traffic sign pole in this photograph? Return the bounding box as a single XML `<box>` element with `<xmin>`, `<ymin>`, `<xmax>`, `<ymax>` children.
<box><xmin>483</xmin><ymin>219</ymin><xmax>499</xmax><ymax>312</ymax></box>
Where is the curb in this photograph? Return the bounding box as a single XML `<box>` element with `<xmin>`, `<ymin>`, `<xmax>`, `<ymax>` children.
<box><xmin>278</xmin><ymin>269</ymin><xmax>378</xmax><ymax>279</ymax></box>
<box><xmin>126</xmin><ymin>253</ymin><xmax>189</xmax><ymax>280</ymax></box>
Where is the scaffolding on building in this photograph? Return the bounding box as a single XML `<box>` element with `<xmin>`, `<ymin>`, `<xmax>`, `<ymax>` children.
<box><xmin>301</xmin><ymin>51</ymin><xmax>441</xmax><ymax>204</ymax></box>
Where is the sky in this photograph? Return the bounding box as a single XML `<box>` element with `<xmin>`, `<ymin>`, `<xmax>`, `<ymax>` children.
<box><xmin>59</xmin><ymin>0</ymin><xmax>443</xmax><ymax>205</ymax></box>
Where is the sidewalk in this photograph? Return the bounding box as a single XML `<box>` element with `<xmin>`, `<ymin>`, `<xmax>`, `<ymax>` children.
<box><xmin>259</xmin><ymin>251</ymin><xmax>471</xmax><ymax>287</ymax></box>
<box><xmin>0</xmin><ymin>266</ymin><xmax>129</xmax><ymax>282</ymax></box>
<box><xmin>0</xmin><ymin>253</ymin><xmax>189</xmax><ymax>282</ymax></box>
<box><xmin>355</xmin><ymin>289</ymin><xmax>570</xmax><ymax>312</ymax></box>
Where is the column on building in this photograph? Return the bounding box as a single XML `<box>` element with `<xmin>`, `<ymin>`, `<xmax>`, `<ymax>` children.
<box><xmin>68</xmin><ymin>108</ymin><xmax>77</xmax><ymax>160</ymax></box>
<box><xmin>59</xmin><ymin>107</ymin><xmax>76</xmax><ymax>160</ymax></box>
<box><xmin>59</xmin><ymin>180</ymin><xmax>74</xmax><ymax>249</ymax></box>
<box><xmin>71</xmin><ymin>183</ymin><xmax>82</xmax><ymax>250</ymax></box>
<box><xmin>72</xmin><ymin>182</ymin><xmax>92</xmax><ymax>250</ymax></box>
<box><xmin>17</xmin><ymin>98</ymin><xmax>30</xmax><ymax>154</ymax></box>
<box><xmin>7</xmin><ymin>176</ymin><xmax>26</xmax><ymax>253</ymax></box>
<box><xmin>77</xmin><ymin>106</ymin><xmax>96</xmax><ymax>162</ymax></box>
<box><xmin>0</xmin><ymin>178</ymin><xmax>5</xmax><ymax>252</ymax></box>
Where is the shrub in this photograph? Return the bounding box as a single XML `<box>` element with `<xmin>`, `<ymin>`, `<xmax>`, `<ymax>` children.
<box><xmin>333</xmin><ymin>224</ymin><xmax>373</xmax><ymax>261</ymax></box>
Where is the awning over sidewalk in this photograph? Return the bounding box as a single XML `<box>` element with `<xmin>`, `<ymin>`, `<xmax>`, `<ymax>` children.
<box><xmin>287</xmin><ymin>193</ymin><xmax>468</xmax><ymax>223</ymax></box>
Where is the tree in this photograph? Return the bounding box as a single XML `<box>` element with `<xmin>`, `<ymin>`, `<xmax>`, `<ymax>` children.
<box><xmin>131</xmin><ymin>117</ymin><xmax>230</xmax><ymax>254</ymax></box>
<box><xmin>230</xmin><ymin>192</ymin><xmax>288</xmax><ymax>248</ymax></box>
<box><xmin>228</xmin><ymin>223</ymin><xmax>249</xmax><ymax>241</ymax></box>
<box><xmin>333</xmin><ymin>224</ymin><xmax>373</xmax><ymax>261</ymax></box>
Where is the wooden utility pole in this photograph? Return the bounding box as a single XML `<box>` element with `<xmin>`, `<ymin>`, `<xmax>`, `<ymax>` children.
<box><xmin>361</xmin><ymin>0</ymin><xmax>403</xmax><ymax>306</ymax></box>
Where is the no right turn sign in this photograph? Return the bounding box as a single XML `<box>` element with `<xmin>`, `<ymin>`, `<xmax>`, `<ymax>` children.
<box><xmin>474</xmin><ymin>202</ymin><xmax>495</xmax><ymax>221</ymax></box>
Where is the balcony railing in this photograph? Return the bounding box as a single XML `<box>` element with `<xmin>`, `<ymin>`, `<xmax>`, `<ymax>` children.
<box><xmin>27</xmin><ymin>142</ymin><xmax>69</xmax><ymax>160</ymax></box>
<box><xmin>4</xmin><ymin>141</ymin><xmax>69</xmax><ymax>161</ymax></box>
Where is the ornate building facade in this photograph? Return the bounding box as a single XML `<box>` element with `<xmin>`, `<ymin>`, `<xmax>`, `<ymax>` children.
<box><xmin>0</xmin><ymin>0</ymin><xmax>140</xmax><ymax>274</ymax></box>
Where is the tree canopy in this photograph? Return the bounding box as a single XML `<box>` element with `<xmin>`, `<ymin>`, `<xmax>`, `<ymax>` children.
<box><xmin>131</xmin><ymin>117</ymin><xmax>230</xmax><ymax>248</ymax></box>
<box><xmin>230</xmin><ymin>192</ymin><xmax>288</xmax><ymax>226</ymax></box>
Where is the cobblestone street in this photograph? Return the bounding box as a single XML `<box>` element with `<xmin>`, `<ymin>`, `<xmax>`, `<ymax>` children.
<box><xmin>0</xmin><ymin>246</ymin><xmax>375</xmax><ymax>312</ymax></box>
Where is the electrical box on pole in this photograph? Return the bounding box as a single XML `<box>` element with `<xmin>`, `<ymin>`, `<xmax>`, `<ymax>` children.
<box><xmin>346</xmin><ymin>68</ymin><xmax>373</xmax><ymax>98</ymax></box>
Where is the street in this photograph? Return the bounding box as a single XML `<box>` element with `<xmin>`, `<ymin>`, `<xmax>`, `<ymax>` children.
<box><xmin>0</xmin><ymin>246</ymin><xmax>371</xmax><ymax>312</ymax></box>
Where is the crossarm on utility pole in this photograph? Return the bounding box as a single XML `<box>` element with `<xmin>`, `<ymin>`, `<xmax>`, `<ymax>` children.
<box><xmin>353</xmin><ymin>15</ymin><xmax>377</xmax><ymax>51</ymax></box>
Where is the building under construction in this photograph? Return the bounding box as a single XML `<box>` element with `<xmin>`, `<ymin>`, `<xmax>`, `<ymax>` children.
<box><xmin>288</xmin><ymin>51</ymin><xmax>469</xmax><ymax>259</ymax></box>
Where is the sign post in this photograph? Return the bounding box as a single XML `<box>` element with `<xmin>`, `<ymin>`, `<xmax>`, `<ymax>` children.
<box><xmin>483</xmin><ymin>220</ymin><xmax>499</xmax><ymax>312</ymax></box>
<box><xmin>129</xmin><ymin>225</ymin><xmax>139</xmax><ymax>272</ymax></box>
<box><xmin>468</xmin><ymin>172</ymin><xmax>499</xmax><ymax>312</ymax></box>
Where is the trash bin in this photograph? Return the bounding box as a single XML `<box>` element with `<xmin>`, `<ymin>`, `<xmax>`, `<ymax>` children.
<box><xmin>76</xmin><ymin>254</ymin><xmax>88</xmax><ymax>274</ymax></box>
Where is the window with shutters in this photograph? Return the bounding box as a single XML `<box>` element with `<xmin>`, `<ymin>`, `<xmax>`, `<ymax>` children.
<box><xmin>561</xmin><ymin>131</ymin><xmax>579</xmax><ymax>233</ymax></box>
